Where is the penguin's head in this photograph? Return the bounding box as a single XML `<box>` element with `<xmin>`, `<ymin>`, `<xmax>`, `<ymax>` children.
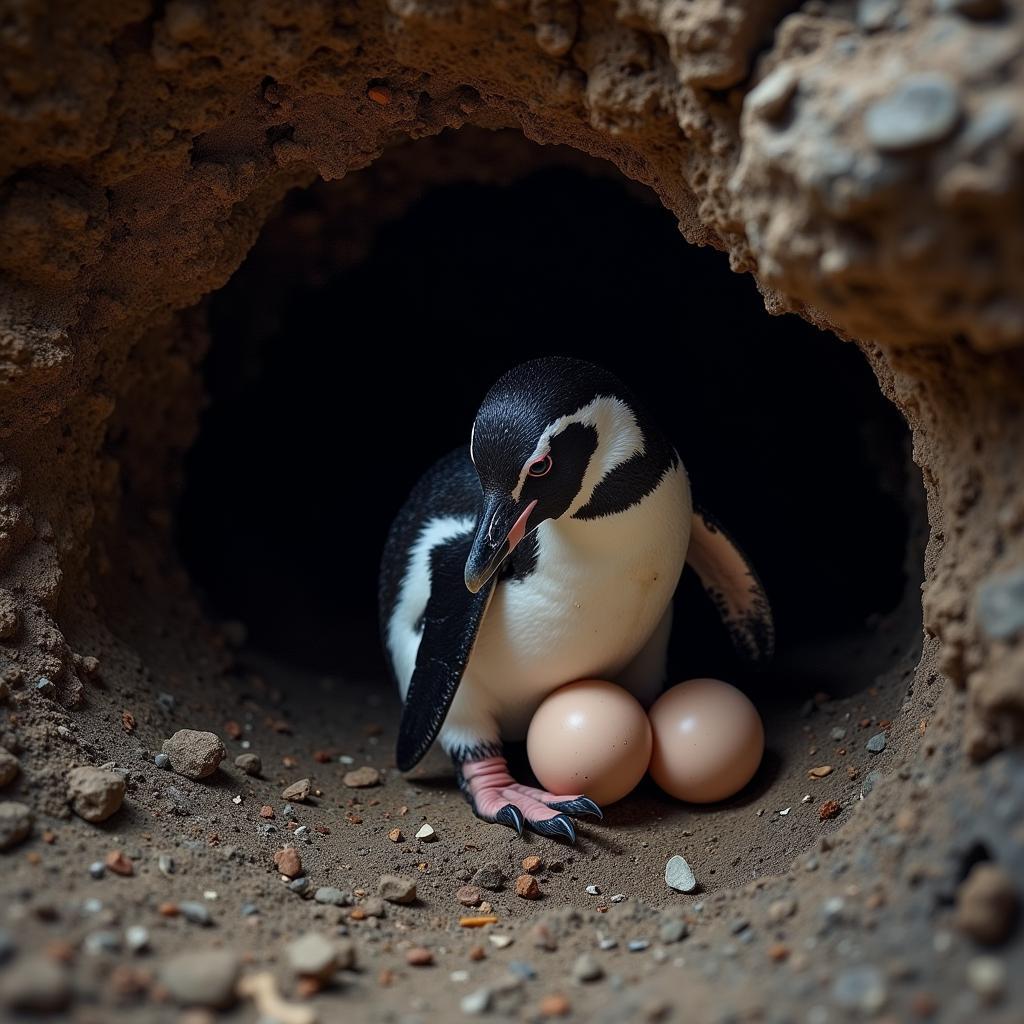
<box><xmin>464</xmin><ymin>356</ymin><xmax>650</xmax><ymax>593</ymax></box>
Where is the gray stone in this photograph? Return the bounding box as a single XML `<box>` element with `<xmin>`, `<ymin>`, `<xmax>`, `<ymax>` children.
<box><xmin>159</xmin><ymin>949</ymin><xmax>240</xmax><ymax>1008</ymax></box>
<box><xmin>0</xmin><ymin>748</ymin><xmax>18</xmax><ymax>788</ymax></box>
<box><xmin>628</xmin><ymin>939</ymin><xmax>649</xmax><ymax>952</ymax></box>
<box><xmin>665</xmin><ymin>855</ymin><xmax>697</xmax><ymax>893</ymax></box>
<box><xmin>967</xmin><ymin>955</ymin><xmax>1006</xmax><ymax>1002</ymax></box>
<box><xmin>857</xmin><ymin>0</ymin><xmax>899</xmax><ymax>30</ymax></box>
<box><xmin>0</xmin><ymin>928</ymin><xmax>15</xmax><ymax>964</ymax></box>
<box><xmin>161</xmin><ymin>729</ymin><xmax>226</xmax><ymax>779</ymax></box>
<box><xmin>67</xmin><ymin>766</ymin><xmax>125</xmax><ymax>822</ymax></box>
<box><xmin>659</xmin><ymin>918</ymin><xmax>688</xmax><ymax>944</ymax></box>
<box><xmin>572</xmin><ymin>952</ymin><xmax>605</xmax><ymax>982</ymax></box>
<box><xmin>287</xmin><ymin>932</ymin><xmax>340</xmax><ymax>980</ymax></box>
<box><xmin>154</xmin><ymin>753</ymin><xmax>170</xmax><ymax>769</ymax></box>
<box><xmin>288</xmin><ymin>876</ymin><xmax>310</xmax><ymax>894</ymax></box>
<box><xmin>314</xmin><ymin>886</ymin><xmax>351</xmax><ymax>906</ymax></box>
<box><xmin>862</xmin><ymin>770</ymin><xmax>883</xmax><ymax>796</ymax></box>
<box><xmin>84</xmin><ymin>930</ymin><xmax>121</xmax><ymax>955</ymax></box>
<box><xmin>0</xmin><ymin>956</ymin><xmax>71</xmax><ymax>1013</ymax></box>
<box><xmin>746</xmin><ymin>66</ymin><xmax>798</xmax><ymax>122</ymax></box>
<box><xmin>472</xmin><ymin>862</ymin><xmax>506</xmax><ymax>891</ymax></box>
<box><xmin>240</xmin><ymin>902</ymin><xmax>259</xmax><ymax>916</ymax></box>
<box><xmin>865</xmin><ymin>73</ymin><xmax>961</xmax><ymax>152</ymax></box>
<box><xmin>768</xmin><ymin>897</ymin><xmax>797</xmax><ymax>923</ymax></box>
<box><xmin>156</xmin><ymin>691</ymin><xmax>177</xmax><ymax>712</ymax></box>
<box><xmin>461</xmin><ymin>987</ymin><xmax>492</xmax><ymax>1014</ymax></box>
<box><xmin>234</xmin><ymin>752</ymin><xmax>262</xmax><ymax>776</ymax></box>
<box><xmin>507</xmin><ymin>961</ymin><xmax>536</xmax><ymax>980</ymax></box>
<box><xmin>866</xmin><ymin>733</ymin><xmax>887</xmax><ymax>754</ymax></box>
<box><xmin>830</xmin><ymin>726</ymin><xmax>847</xmax><ymax>741</ymax></box>
<box><xmin>35</xmin><ymin>677</ymin><xmax>56</xmax><ymax>699</ymax></box>
<box><xmin>0</xmin><ymin>801</ymin><xmax>32</xmax><ymax>850</ymax></box>
<box><xmin>125</xmin><ymin>925</ymin><xmax>150</xmax><ymax>953</ymax></box>
<box><xmin>977</xmin><ymin>569</ymin><xmax>1024</xmax><ymax>640</ymax></box>
<box><xmin>379</xmin><ymin>874</ymin><xmax>417</xmax><ymax>904</ymax></box>
<box><xmin>179</xmin><ymin>901</ymin><xmax>212</xmax><ymax>926</ymax></box>
<box><xmin>832</xmin><ymin>965</ymin><xmax>887</xmax><ymax>1013</ymax></box>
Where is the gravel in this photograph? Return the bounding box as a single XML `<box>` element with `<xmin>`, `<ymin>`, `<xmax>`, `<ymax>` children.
<box><xmin>282</xmin><ymin>777</ymin><xmax>311</xmax><ymax>801</ymax></box>
<box><xmin>287</xmin><ymin>932</ymin><xmax>341</xmax><ymax>980</ymax></box>
<box><xmin>343</xmin><ymin>766</ymin><xmax>381</xmax><ymax>788</ymax></box>
<box><xmin>159</xmin><ymin>949</ymin><xmax>240</xmax><ymax>1008</ymax></box>
<box><xmin>665</xmin><ymin>855</ymin><xmax>697</xmax><ymax>893</ymax></box>
<box><xmin>659</xmin><ymin>919</ymin><xmax>688</xmax><ymax>944</ymax></box>
<box><xmin>866</xmin><ymin>733</ymin><xmax>887</xmax><ymax>754</ymax></box>
<box><xmin>379</xmin><ymin>874</ymin><xmax>418</xmax><ymax>904</ymax></box>
<box><xmin>461</xmin><ymin>987</ymin><xmax>492</xmax><ymax>1014</ymax></box>
<box><xmin>831</xmin><ymin>964</ymin><xmax>887</xmax><ymax>1013</ymax></box>
<box><xmin>234</xmin><ymin>752</ymin><xmax>261</xmax><ymax>776</ymax></box>
<box><xmin>179</xmin><ymin>901</ymin><xmax>213</xmax><ymax>926</ymax></box>
<box><xmin>154</xmin><ymin>753</ymin><xmax>170</xmax><ymax>769</ymax></box>
<box><xmin>0</xmin><ymin>801</ymin><xmax>32</xmax><ymax>850</ymax></box>
<box><xmin>314</xmin><ymin>886</ymin><xmax>351</xmax><ymax>906</ymax></box>
<box><xmin>472</xmin><ymin>863</ymin><xmax>506</xmax><ymax>891</ymax></box>
<box><xmin>161</xmin><ymin>730</ymin><xmax>226</xmax><ymax>779</ymax></box>
<box><xmin>572</xmin><ymin>953</ymin><xmax>604</xmax><ymax>982</ymax></box>
<box><xmin>67</xmin><ymin>766</ymin><xmax>126</xmax><ymax>822</ymax></box>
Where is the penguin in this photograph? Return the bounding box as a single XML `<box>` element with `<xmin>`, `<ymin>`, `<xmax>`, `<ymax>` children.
<box><xmin>378</xmin><ymin>356</ymin><xmax>773</xmax><ymax>842</ymax></box>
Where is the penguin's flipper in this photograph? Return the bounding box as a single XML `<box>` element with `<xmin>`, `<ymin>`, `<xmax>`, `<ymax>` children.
<box><xmin>686</xmin><ymin>507</ymin><xmax>775</xmax><ymax>663</ymax></box>
<box><xmin>396</xmin><ymin>532</ymin><xmax>495</xmax><ymax>772</ymax></box>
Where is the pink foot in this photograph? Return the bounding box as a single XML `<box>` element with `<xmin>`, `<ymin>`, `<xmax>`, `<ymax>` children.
<box><xmin>459</xmin><ymin>756</ymin><xmax>602</xmax><ymax>843</ymax></box>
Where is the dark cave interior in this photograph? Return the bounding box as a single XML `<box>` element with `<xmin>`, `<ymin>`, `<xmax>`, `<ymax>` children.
<box><xmin>177</xmin><ymin>161</ymin><xmax>924</xmax><ymax>706</ymax></box>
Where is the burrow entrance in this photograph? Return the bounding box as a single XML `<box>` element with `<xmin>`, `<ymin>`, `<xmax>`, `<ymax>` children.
<box><xmin>176</xmin><ymin>134</ymin><xmax>927</xmax><ymax>886</ymax></box>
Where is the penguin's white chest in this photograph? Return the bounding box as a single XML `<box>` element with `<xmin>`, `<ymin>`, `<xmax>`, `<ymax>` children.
<box><xmin>464</xmin><ymin>463</ymin><xmax>691</xmax><ymax>738</ymax></box>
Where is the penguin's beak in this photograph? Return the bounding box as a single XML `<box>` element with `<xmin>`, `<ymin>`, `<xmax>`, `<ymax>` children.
<box><xmin>465</xmin><ymin>495</ymin><xmax>539</xmax><ymax>594</ymax></box>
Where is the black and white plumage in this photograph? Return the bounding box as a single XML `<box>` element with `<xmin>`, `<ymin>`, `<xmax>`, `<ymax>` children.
<box><xmin>379</xmin><ymin>357</ymin><xmax>773</xmax><ymax>842</ymax></box>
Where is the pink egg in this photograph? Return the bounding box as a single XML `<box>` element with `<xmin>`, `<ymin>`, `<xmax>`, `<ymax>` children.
<box><xmin>527</xmin><ymin>680</ymin><xmax>652</xmax><ymax>806</ymax></box>
<box><xmin>648</xmin><ymin>678</ymin><xmax>764</xmax><ymax>803</ymax></box>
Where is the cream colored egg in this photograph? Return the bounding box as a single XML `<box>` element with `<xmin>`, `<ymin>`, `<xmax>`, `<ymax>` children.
<box><xmin>648</xmin><ymin>678</ymin><xmax>764</xmax><ymax>803</ymax></box>
<box><xmin>527</xmin><ymin>679</ymin><xmax>652</xmax><ymax>806</ymax></box>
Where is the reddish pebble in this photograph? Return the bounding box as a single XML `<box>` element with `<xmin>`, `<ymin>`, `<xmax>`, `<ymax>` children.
<box><xmin>468</xmin><ymin>946</ymin><xmax>486</xmax><ymax>961</ymax></box>
<box><xmin>105</xmin><ymin>849</ymin><xmax>134</xmax><ymax>876</ymax></box>
<box><xmin>224</xmin><ymin>720</ymin><xmax>242</xmax><ymax>740</ymax></box>
<box><xmin>260</xmin><ymin>805</ymin><xmax>274</xmax><ymax>819</ymax></box>
<box><xmin>313</xmin><ymin>750</ymin><xmax>333</xmax><ymax>763</ymax></box>
<box><xmin>273</xmin><ymin>847</ymin><xmax>302</xmax><ymax>878</ymax></box>
<box><xmin>405</xmin><ymin>947</ymin><xmax>433</xmax><ymax>967</ymax></box>
<box><xmin>515</xmin><ymin>874</ymin><xmax>541</xmax><ymax>900</ymax></box>
<box><xmin>522</xmin><ymin>855</ymin><xmax>543</xmax><ymax>874</ymax></box>
<box><xmin>539</xmin><ymin>993</ymin><xmax>571</xmax><ymax>1017</ymax></box>
<box><xmin>768</xmin><ymin>943</ymin><xmax>790</xmax><ymax>962</ymax></box>
<box><xmin>819</xmin><ymin>800</ymin><xmax>841</xmax><ymax>821</ymax></box>
<box><xmin>368</xmin><ymin>86</ymin><xmax>392</xmax><ymax>105</ymax></box>
<box><xmin>158</xmin><ymin>901</ymin><xmax>179</xmax><ymax>917</ymax></box>
<box><xmin>378</xmin><ymin>969</ymin><xmax>395</xmax><ymax>987</ymax></box>
<box><xmin>388</xmin><ymin>828</ymin><xmax>403</xmax><ymax>843</ymax></box>
<box><xmin>457</xmin><ymin>885</ymin><xmax>483</xmax><ymax>907</ymax></box>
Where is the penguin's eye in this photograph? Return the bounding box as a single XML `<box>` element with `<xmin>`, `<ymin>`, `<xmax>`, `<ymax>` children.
<box><xmin>527</xmin><ymin>454</ymin><xmax>553</xmax><ymax>478</ymax></box>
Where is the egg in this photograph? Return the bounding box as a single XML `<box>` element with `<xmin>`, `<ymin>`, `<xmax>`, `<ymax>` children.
<box><xmin>648</xmin><ymin>678</ymin><xmax>764</xmax><ymax>803</ymax></box>
<box><xmin>526</xmin><ymin>679</ymin><xmax>652</xmax><ymax>806</ymax></box>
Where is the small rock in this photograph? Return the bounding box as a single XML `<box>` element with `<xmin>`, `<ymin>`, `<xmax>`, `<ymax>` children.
<box><xmin>287</xmin><ymin>932</ymin><xmax>340</xmax><ymax>980</ymax></box>
<box><xmin>665</xmin><ymin>855</ymin><xmax>697</xmax><ymax>893</ymax></box>
<box><xmin>274</xmin><ymin>847</ymin><xmax>303</xmax><ymax>878</ymax></box>
<box><xmin>572</xmin><ymin>953</ymin><xmax>604</xmax><ymax>982</ymax></box>
<box><xmin>406</xmin><ymin>946</ymin><xmax>434</xmax><ymax>966</ymax></box>
<box><xmin>234</xmin><ymin>753</ymin><xmax>261</xmax><ymax>776</ymax></box>
<box><xmin>539</xmin><ymin>992</ymin><xmax>571</xmax><ymax>1017</ymax></box>
<box><xmin>289</xmin><ymin>877</ymin><xmax>309</xmax><ymax>895</ymax></box>
<box><xmin>344</xmin><ymin>766</ymin><xmax>381</xmax><ymax>788</ymax></box>
<box><xmin>659</xmin><ymin>919</ymin><xmax>688</xmax><ymax>944</ymax></box>
<box><xmin>388</xmin><ymin>827</ymin><xmax>403</xmax><ymax>843</ymax></box>
<box><xmin>158</xmin><ymin>854</ymin><xmax>175</xmax><ymax>876</ymax></box>
<box><xmin>35</xmin><ymin>677</ymin><xmax>56</xmax><ymax>699</ymax></box>
<box><xmin>461</xmin><ymin>987</ymin><xmax>492</xmax><ymax>1014</ymax></box>
<box><xmin>105</xmin><ymin>849</ymin><xmax>134</xmax><ymax>876</ymax></box>
<box><xmin>955</xmin><ymin>863</ymin><xmax>1020</xmax><ymax>945</ymax></box>
<box><xmin>862</xmin><ymin>770</ymin><xmax>883</xmax><ymax>796</ymax></box>
<box><xmin>84</xmin><ymin>930</ymin><xmax>121</xmax><ymax>955</ymax></box>
<box><xmin>159</xmin><ymin>950</ymin><xmax>240</xmax><ymax>1008</ymax></box>
<box><xmin>161</xmin><ymin>730</ymin><xmax>226</xmax><ymax>780</ymax></box>
<box><xmin>866</xmin><ymin>733</ymin><xmax>887</xmax><ymax>754</ymax></box>
<box><xmin>865</xmin><ymin>73</ymin><xmax>961</xmax><ymax>152</ymax></box>
<box><xmin>522</xmin><ymin>855</ymin><xmax>543</xmax><ymax>874</ymax></box>
<box><xmin>966</xmin><ymin>955</ymin><xmax>1006</xmax><ymax>1002</ymax></box>
<box><xmin>67</xmin><ymin>766</ymin><xmax>125</xmax><ymax>823</ymax></box>
<box><xmin>832</xmin><ymin>964</ymin><xmax>887</xmax><ymax>1014</ymax></box>
<box><xmin>314</xmin><ymin>886</ymin><xmax>350</xmax><ymax>906</ymax></box>
<box><xmin>627</xmin><ymin>939</ymin><xmax>649</xmax><ymax>952</ymax></box>
<box><xmin>89</xmin><ymin>861</ymin><xmax>105</xmax><ymax>879</ymax></box>
<box><xmin>830</xmin><ymin>727</ymin><xmax>847</xmax><ymax>741</ymax></box>
<box><xmin>746</xmin><ymin>66</ymin><xmax>799</xmax><ymax>122</ymax></box>
<box><xmin>585</xmin><ymin>885</ymin><xmax>601</xmax><ymax>896</ymax></box>
<box><xmin>0</xmin><ymin>749</ymin><xmax>18</xmax><ymax>788</ymax></box>
<box><xmin>768</xmin><ymin>897</ymin><xmax>797</xmax><ymax>923</ymax></box>
<box><xmin>415</xmin><ymin>822</ymin><xmax>436</xmax><ymax>841</ymax></box>
<box><xmin>857</xmin><ymin>0</ymin><xmax>899</xmax><ymax>30</ymax></box>
<box><xmin>489</xmin><ymin>933</ymin><xmax>514</xmax><ymax>948</ymax></box>
<box><xmin>379</xmin><ymin>874</ymin><xmax>417</xmax><ymax>904</ymax></box>
<box><xmin>609</xmin><ymin>894</ymin><xmax>626</xmax><ymax>904</ymax></box>
<box><xmin>282</xmin><ymin>778</ymin><xmax>311</xmax><ymax>802</ymax></box>
<box><xmin>808</xmin><ymin>765</ymin><xmax>833</xmax><ymax>779</ymax></box>
<box><xmin>819</xmin><ymin>800</ymin><xmax>842</xmax><ymax>821</ymax></box>
<box><xmin>457</xmin><ymin>885</ymin><xmax>484</xmax><ymax>907</ymax></box>
<box><xmin>0</xmin><ymin>801</ymin><xmax>32</xmax><ymax>850</ymax></box>
<box><xmin>976</xmin><ymin>569</ymin><xmax>1024</xmax><ymax>640</ymax></box>
<box><xmin>473</xmin><ymin>863</ymin><xmax>505</xmax><ymax>891</ymax></box>
<box><xmin>154</xmin><ymin>753</ymin><xmax>171</xmax><ymax>769</ymax></box>
<box><xmin>507</xmin><ymin>960</ymin><xmax>536</xmax><ymax>980</ymax></box>
<box><xmin>515</xmin><ymin>874</ymin><xmax>541</xmax><ymax>900</ymax></box>
<box><xmin>179</xmin><ymin>901</ymin><xmax>212</xmax><ymax>926</ymax></box>
<box><xmin>125</xmin><ymin>925</ymin><xmax>150</xmax><ymax>953</ymax></box>
<box><xmin>0</xmin><ymin>956</ymin><xmax>71</xmax><ymax>1012</ymax></box>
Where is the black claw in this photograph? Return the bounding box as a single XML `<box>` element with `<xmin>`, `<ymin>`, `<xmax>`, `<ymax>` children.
<box><xmin>529</xmin><ymin>813</ymin><xmax>577</xmax><ymax>844</ymax></box>
<box><xmin>495</xmin><ymin>803</ymin><xmax>525</xmax><ymax>837</ymax></box>
<box><xmin>547</xmin><ymin>797</ymin><xmax>603</xmax><ymax>821</ymax></box>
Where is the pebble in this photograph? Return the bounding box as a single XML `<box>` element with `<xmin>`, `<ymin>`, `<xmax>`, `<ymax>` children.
<box><xmin>415</xmin><ymin>822</ymin><xmax>437</xmax><ymax>841</ymax></box>
<box><xmin>585</xmin><ymin>885</ymin><xmax>601</xmax><ymax>896</ymax></box>
<box><xmin>84</xmin><ymin>929</ymin><xmax>121</xmax><ymax>955</ymax></box>
<box><xmin>473</xmin><ymin>863</ymin><xmax>506</xmax><ymax>891</ymax></box>
<box><xmin>105</xmin><ymin>849</ymin><xmax>134</xmax><ymax>875</ymax></box>
<box><xmin>598</xmin><ymin>936</ymin><xmax>617</xmax><ymax>950</ymax></box>
<box><xmin>0</xmin><ymin>801</ymin><xmax>32</xmax><ymax>850</ymax></box>
<box><xmin>159</xmin><ymin>950</ymin><xmax>240</xmax><ymax>1008</ymax></box>
<box><xmin>572</xmin><ymin>952</ymin><xmax>604</xmax><ymax>982</ymax></box>
<box><xmin>282</xmin><ymin>778</ymin><xmax>311</xmax><ymax>802</ymax></box>
<box><xmin>976</xmin><ymin>568</ymin><xmax>1024</xmax><ymax>640</ymax></box>
<box><xmin>830</xmin><ymin>727</ymin><xmax>847</xmax><ymax>741</ymax></box>
<box><xmin>665</xmin><ymin>855</ymin><xmax>697</xmax><ymax>893</ymax></box>
<box><xmin>406</xmin><ymin>946</ymin><xmax>434</xmax><ymax>966</ymax></box>
<box><xmin>234</xmin><ymin>753</ymin><xmax>261</xmax><ymax>776</ymax></box>
<box><xmin>35</xmin><ymin>677</ymin><xmax>56</xmax><ymax>699</ymax></box>
<box><xmin>540</xmin><ymin>993</ymin><xmax>572</xmax><ymax>1016</ymax></box>
<box><xmin>746</xmin><ymin>66</ymin><xmax>799</xmax><ymax>122</ymax></box>
<box><xmin>289</xmin><ymin>877</ymin><xmax>310</xmax><ymax>894</ymax></box>
<box><xmin>274</xmin><ymin>847</ymin><xmax>303</xmax><ymax>878</ymax></box>
<box><xmin>67</xmin><ymin>766</ymin><xmax>126</xmax><ymax>822</ymax></box>
<box><xmin>314</xmin><ymin>886</ymin><xmax>350</xmax><ymax>906</ymax></box>
<box><xmin>457</xmin><ymin>885</ymin><xmax>484</xmax><ymax>907</ymax></box>
<box><xmin>862</xmin><ymin>770</ymin><xmax>883</xmax><ymax>796</ymax></box>
<box><xmin>609</xmin><ymin>894</ymin><xmax>626</xmax><ymax>904</ymax></box>
<box><xmin>507</xmin><ymin>960</ymin><xmax>536</xmax><ymax>981</ymax></box>
<box><xmin>808</xmin><ymin>765</ymin><xmax>833</xmax><ymax>779</ymax></box>
<box><xmin>832</xmin><ymin>964</ymin><xmax>887</xmax><ymax>1013</ymax></box>
<box><xmin>966</xmin><ymin>955</ymin><xmax>1006</xmax><ymax>1002</ymax></box>
<box><xmin>627</xmin><ymin>939</ymin><xmax>649</xmax><ymax>952</ymax></box>
<box><xmin>158</xmin><ymin>854</ymin><xmax>175</xmax><ymax>876</ymax></box>
<box><xmin>0</xmin><ymin>749</ymin><xmax>18</xmax><ymax>788</ymax></box>
<box><xmin>462</xmin><ymin>987</ymin><xmax>492</xmax><ymax>1014</ymax></box>
<box><xmin>857</xmin><ymin>0</ymin><xmax>899</xmax><ymax>29</ymax></box>
<box><xmin>522</xmin><ymin>855</ymin><xmax>543</xmax><ymax>874</ymax></box>
<box><xmin>515</xmin><ymin>874</ymin><xmax>541</xmax><ymax>900</ymax></box>
<box><xmin>935</xmin><ymin>0</ymin><xmax>1006</xmax><ymax>20</ymax></box>
<box><xmin>89</xmin><ymin>861</ymin><xmax>106</xmax><ymax>879</ymax></box>
<box><xmin>388</xmin><ymin>828</ymin><xmax>403</xmax><ymax>843</ymax></box>
<box><xmin>344</xmin><ymin>766</ymin><xmax>381</xmax><ymax>788</ymax></box>
<box><xmin>162</xmin><ymin>730</ymin><xmax>226</xmax><ymax>779</ymax></box>
<box><xmin>154</xmin><ymin>752</ymin><xmax>171</xmax><ymax>769</ymax></box>
<box><xmin>0</xmin><ymin>956</ymin><xmax>71</xmax><ymax>1012</ymax></box>
<box><xmin>865</xmin><ymin>73</ymin><xmax>961</xmax><ymax>152</ymax></box>
<box><xmin>866</xmin><ymin>733</ymin><xmax>887</xmax><ymax>754</ymax></box>
<box><xmin>379</xmin><ymin>874</ymin><xmax>417</xmax><ymax>904</ymax></box>
<box><xmin>179</xmin><ymin>901</ymin><xmax>213</xmax><ymax>926</ymax></box>
<box><xmin>0</xmin><ymin>929</ymin><xmax>14</xmax><ymax>964</ymax></box>
<box><xmin>768</xmin><ymin>897</ymin><xmax>797</xmax><ymax>923</ymax></box>
<box><xmin>125</xmin><ymin>925</ymin><xmax>150</xmax><ymax>953</ymax></box>
<box><xmin>489</xmin><ymin>934</ymin><xmax>514</xmax><ymax>948</ymax></box>
<box><xmin>659</xmin><ymin>919</ymin><xmax>688</xmax><ymax>944</ymax></box>
<box><xmin>287</xmin><ymin>932</ymin><xmax>340</xmax><ymax>980</ymax></box>
<box><xmin>955</xmin><ymin>863</ymin><xmax>1020</xmax><ymax>944</ymax></box>
<box><xmin>819</xmin><ymin>800</ymin><xmax>842</xmax><ymax>821</ymax></box>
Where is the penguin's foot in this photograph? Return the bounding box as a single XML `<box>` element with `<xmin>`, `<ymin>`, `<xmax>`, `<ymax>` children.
<box><xmin>458</xmin><ymin>756</ymin><xmax>602</xmax><ymax>844</ymax></box>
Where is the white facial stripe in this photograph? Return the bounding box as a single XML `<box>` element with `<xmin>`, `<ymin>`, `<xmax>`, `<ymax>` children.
<box><xmin>510</xmin><ymin>395</ymin><xmax>645</xmax><ymax>515</ymax></box>
<box><xmin>469</xmin><ymin>421</ymin><xmax>476</xmax><ymax>465</ymax></box>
